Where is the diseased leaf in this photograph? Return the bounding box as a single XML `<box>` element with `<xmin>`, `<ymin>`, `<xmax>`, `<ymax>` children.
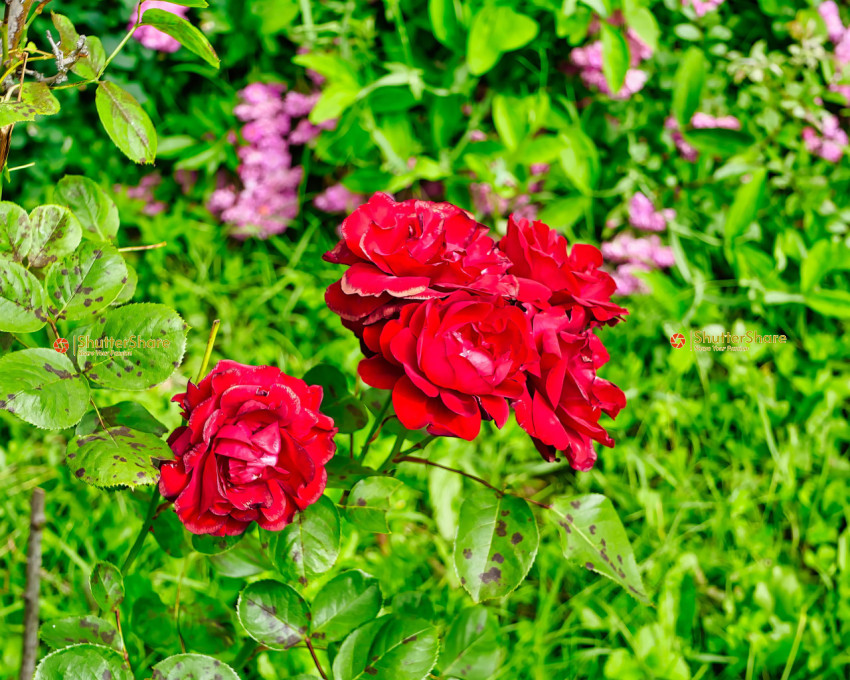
<box><xmin>178</xmin><ymin>594</ymin><xmax>236</xmax><ymax>654</ymax></box>
<box><xmin>54</xmin><ymin>175</ymin><xmax>120</xmax><ymax>241</ymax></box>
<box><xmin>151</xmin><ymin>654</ymin><xmax>241</xmax><ymax>680</ymax></box>
<box><xmin>34</xmin><ymin>644</ymin><xmax>131</xmax><ymax>680</ymax></box>
<box><xmin>139</xmin><ymin>9</ymin><xmax>220</xmax><ymax>68</ymax></box>
<box><xmin>90</xmin><ymin>562</ymin><xmax>124</xmax><ymax>611</ymax></box>
<box><xmin>51</xmin><ymin>13</ymin><xmax>105</xmax><ymax>80</ymax></box>
<box><xmin>66</xmin><ymin>426</ymin><xmax>173</xmax><ymax>488</ymax></box>
<box><xmin>549</xmin><ymin>493</ymin><xmax>649</xmax><ymax>603</ymax></box>
<box><xmin>236</xmin><ymin>580</ymin><xmax>310</xmax><ymax>650</ymax></box>
<box><xmin>453</xmin><ymin>490</ymin><xmax>539</xmax><ymax>602</ymax></box>
<box><xmin>0</xmin><ymin>202</ymin><xmax>32</xmax><ymax>262</ymax></box>
<box><xmin>96</xmin><ymin>82</ymin><xmax>157</xmax><ymax>164</ymax></box>
<box><xmin>325</xmin><ymin>456</ymin><xmax>383</xmax><ymax>489</ymax></box>
<box><xmin>311</xmin><ymin>570</ymin><xmax>383</xmax><ymax>643</ymax></box>
<box><xmin>439</xmin><ymin>607</ymin><xmax>503</xmax><ymax>680</ymax></box>
<box><xmin>27</xmin><ymin>205</ymin><xmax>82</xmax><ymax>269</ymax></box>
<box><xmin>45</xmin><ymin>241</ymin><xmax>128</xmax><ymax>321</ymax></box>
<box><xmin>40</xmin><ymin>616</ymin><xmax>123</xmax><ymax>652</ymax></box>
<box><xmin>75</xmin><ymin>401</ymin><xmax>168</xmax><ymax>437</ymax></box>
<box><xmin>0</xmin><ymin>83</ymin><xmax>60</xmax><ymax>127</ymax></box>
<box><xmin>346</xmin><ymin>476</ymin><xmax>408</xmax><ymax>533</ymax></box>
<box><xmin>192</xmin><ymin>532</ymin><xmax>245</xmax><ymax>555</ymax></box>
<box><xmin>0</xmin><ymin>349</ymin><xmax>90</xmax><ymax>430</ymax></box>
<box><xmin>271</xmin><ymin>495</ymin><xmax>340</xmax><ymax>584</ymax></box>
<box><xmin>0</xmin><ymin>259</ymin><xmax>48</xmax><ymax>332</ymax></box>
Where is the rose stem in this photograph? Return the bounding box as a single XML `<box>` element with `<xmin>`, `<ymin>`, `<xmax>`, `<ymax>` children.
<box><xmin>305</xmin><ymin>638</ymin><xmax>328</xmax><ymax>680</ymax></box>
<box><xmin>358</xmin><ymin>391</ymin><xmax>393</xmax><ymax>461</ymax></box>
<box><xmin>19</xmin><ymin>488</ymin><xmax>45</xmax><ymax>680</ymax></box>
<box><xmin>197</xmin><ymin>319</ymin><xmax>221</xmax><ymax>383</ymax></box>
<box><xmin>393</xmin><ymin>456</ymin><xmax>551</xmax><ymax>509</ymax></box>
<box><xmin>121</xmin><ymin>487</ymin><xmax>161</xmax><ymax>574</ymax></box>
<box><xmin>117</xmin><ymin>241</ymin><xmax>167</xmax><ymax>253</ymax></box>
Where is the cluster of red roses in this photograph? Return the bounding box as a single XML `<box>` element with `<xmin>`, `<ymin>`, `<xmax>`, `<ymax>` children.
<box><xmin>325</xmin><ymin>192</ymin><xmax>627</xmax><ymax>470</ymax></box>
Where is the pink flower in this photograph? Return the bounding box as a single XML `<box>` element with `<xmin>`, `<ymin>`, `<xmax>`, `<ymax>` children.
<box><xmin>803</xmin><ymin>114</ymin><xmax>848</xmax><ymax>162</ymax></box>
<box><xmin>667</xmin><ymin>113</ymin><xmax>740</xmax><ymax>161</ymax></box>
<box><xmin>685</xmin><ymin>0</ymin><xmax>725</xmax><ymax>18</ymax></box>
<box><xmin>820</xmin><ymin>1</ymin><xmax>847</xmax><ymax>43</ymax></box>
<box><xmin>628</xmin><ymin>193</ymin><xmax>675</xmax><ymax>232</ymax></box>
<box><xmin>131</xmin><ymin>1</ymin><xmax>190</xmax><ymax>53</ymax></box>
<box><xmin>314</xmin><ymin>184</ymin><xmax>366</xmax><ymax>214</ymax></box>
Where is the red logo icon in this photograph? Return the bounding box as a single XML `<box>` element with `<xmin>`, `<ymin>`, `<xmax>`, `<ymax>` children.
<box><xmin>53</xmin><ymin>337</ymin><xmax>69</xmax><ymax>354</ymax></box>
<box><xmin>670</xmin><ymin>333</ymin><xmax>685</xmax><ymax>349</ymax></box>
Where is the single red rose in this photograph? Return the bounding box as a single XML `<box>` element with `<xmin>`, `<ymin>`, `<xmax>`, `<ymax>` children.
<box><xmin>358</xmin><ymin>291</ymin><xmax>538</xmax><ymax>440</ymax></box>
<box><xmin>159</xmin><ymin>360</ymin><xmax>337</xmax><ymax>536</ymax></box>
<box><xmin>499</xmin><ymin>215</ymin><xmax>627</xmax><ymax>324</ymax></box>
<box><xmin>324</xmin><ymin>192</ymin><xmax>514</xmax><ymax>335</ymax></box>
<box><xmin>513</xmin><ymin>307</ymin><xmax>626</xmax><ymax>470</ymax></box>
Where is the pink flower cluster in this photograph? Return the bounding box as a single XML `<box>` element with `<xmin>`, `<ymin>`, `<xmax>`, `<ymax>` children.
<box><xmin>818</xmin><ymin>2</ymin><xmax>850</xmax><ymax>103</ymax></box>
<box><xmin>683</xmin><ymin>0</ymin><xmax>725</xmax><ymax>18</ymax></box>
<box><xmin>131</xmin><ymin>1</ymin><xmax>189</xmax><ymax>53</ymax></box>
<box><xmin>117</xmin><ymin>173</ymin><xmax>167</xmax><ymax>216</ymax></box>
<box><xmin>803</xmin><ymin>113</ymin><xmax>848</xmax><ymax>162</ymax></box>
<box><xmin>207</xmin><ymin>83</ymin><xmax>335</xmax><ymax>238</ymax></box>
<box><xmin>314</xmin><ymin>184</ymin><xmax>365</xmax><ymax>214</ymax></box>
<box><xmin>602</xmin><ymin>193</ymin><xmax>676</xmax><ymax>296</ymax></box>
<box><xmin>665</xmin><ymin>113</ymin><xmax>741</xmax><ymax>162</ymax></box>
<box><xmin>470</xmin><ymin>164</ymin><xmax>549</xmax><ymax>221</ymax></box>
<box><xmin>569</xmin><ymin>14</ymin><xmax>653</xmax><ymax>99</ymax></box>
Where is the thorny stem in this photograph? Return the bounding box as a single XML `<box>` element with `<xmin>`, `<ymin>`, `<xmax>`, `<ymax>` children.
<box><xmin>393</xmin><ymin>456</ymin><xmax>551</xmax><ymax>509</ymax></box>
<box><xmin>305</xmin><ymin>638</ymin><xmax>328</xmax><ymax>680</ymax></box>
<box><xmin>121</xmin><ymin>486</ymin><xmax>160</xmax><ymax>574</ymax></box>
<box><xmin>197</xmin><ymin>319</ymin><xmax>221</xmax><ymax>383</ymax></box>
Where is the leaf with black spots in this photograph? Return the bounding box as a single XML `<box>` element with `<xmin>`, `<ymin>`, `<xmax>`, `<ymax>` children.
<box><xmin>151</xmin><ymin>508</ymin><xmax>189</xmax><ymax>558</ymax></box>
<box><xmin>0</xmin><ymin>83</ymin><xmax>60</xmax><ymax>128</ymax></box>
<box><xmin>192</xmin><ymin>532</ymin><xmax>245</xmax><ymax>555</ymax></box>
<box><xmin>236</xmin><ymin>580</ymin><xmax>310</xmax><ymax>650</ymax></box>
<box><xmin>40</xmin><ymin>615</ymin><xmax>123</xmax><ymax>652</ymax></box>
<box><xmin>549</xmin><ymin>493</ymin><xmax>649</xmax><ymax>604</ymax></box>
<box><xmin>76</xmin><ymin>400</ymin><xmax>168</xmax><ymax>437</ymax></box>
<box><xmin>27</xmin><ymin>205</ymin><xmax>82</xmax><ymax>269</ymax></box>
<box><xmin>346</xmin><ymin>477</ymin><xmax>409</xmax><ymax>533</ymax></box>
<box><xmin>151</xmin><ymin>654</ymin><xmax>241</xmax><ymax>680</ymax></box>
<box><xmin>270</xmin><ymin>495</ymin><xmax>340</xmax><ymax>584</ymax></box>
<box><xmin>75</xmin><ymin>303</ymin><xmax>188</xmax><ymax>390</ymax></box>
<box><xmin>96</xmin><ymin>82</ymin><xmax>157</xmax><ymax>164</ymax></box>
<box><xmin>0</xmin><ymin>259</ymin><xmax>48</xmax><ymax>332</ymax></box>
<box><xmin>34</xmin><ymin>643</ymin><xmax>131</xmax><ymax>680</ymax></box>
<box><xmin>453</xmin><ymin>490</ymin><xmax>539</xmax><ymax>602</ymax></box>
<box><xmin>90</xmin><ymin>562</ymin><xmax>124</xmax><ymax>611</ymax></box>
<box><xmin>311</xmin><ymin>570</ymin><xmax>383</xmax><ymax>643</ymax></box>
<box><xmin>439</xmin><ymin>607</ymin><xmax>503</xmax><ymax>680</ymax></box>
<box><xmin>45</xmin><ymin>241</ymin><xmax>128</xmax><ymax>321</ymax></box>
<box><xmin>0</xmin><ymin>202</ymin><xmax>32</xmax><ymax>262</ymax></box>
<box><xmin>0</xmin><ymin>349</ymin><xmax>90</xmax><ymax>430</ymax></box>
<box><xmin>178</xmin><ymin>594</ymin><xmax>236</xmax><ymax>654</ymax></box>
<box><xmin>66</xmin><ymin>426</ymin><xmax>172</xmax><ymax>488</ymax></box>
<box><xmin>54</xmin><ymin>175</ymin><xmax>120</xmax><ymax>241</ymax></box>
<box><xmin>325</xmin><ymin>456</ymin><xmax>383</xmax><ymax>489</ymax></box>
<box><xmin>332</xmin><ymin>615</ymin><xmax>440</xmax><ymax>680</ymax></box>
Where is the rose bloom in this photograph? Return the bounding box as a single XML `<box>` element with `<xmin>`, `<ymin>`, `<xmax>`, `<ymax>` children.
<box><xmin>357</xmin><ymin>291</ymin><xmax>538</xmax><ymax>440</ymax></box>
<box><xmin>160</xmin><ymin>361</ymin><xmax>337</xmax><ymax>535</ymax></box>
<box><xmin>324</xmin><ymin>192</ymin><xmax>514</xmax><ymax>336</ymax></box>
<box><xmin>498</xmin><ymin>215</ymin><xmax>627</xmax><ymax>324</ymax></box>
<box><xmin>514</xmin><ymin>307</ymin><xmax>626</xmax><ymax>470</ymax></box>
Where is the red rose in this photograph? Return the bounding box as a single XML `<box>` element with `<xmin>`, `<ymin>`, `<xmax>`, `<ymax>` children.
<box><xmin>324</xmin><ymin>192</ymin><xmax>514</xmax><ymax>335</ymax></box>
<box><xmin>159</xmin><ymin>361</ymin><xmax>337</xmax><ymax>536</ymax></box>
<box><xmin>357</xmin><ymin>291</ymin><xmax>538</xmax><ymax>441</ymax></box>
<box><xmin>513</xmin><ymin>307</ymin><xmax>626</xmax><ymax>470</ymax></box>
<box><xmin>499</xmin><ymin>215</ymin><xmax>627</xmax><ymax>324</ymax></box>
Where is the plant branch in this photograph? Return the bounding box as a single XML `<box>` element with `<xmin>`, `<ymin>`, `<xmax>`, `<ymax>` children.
<box><xmin>196</xmin><ymin>318</ymin><xmax>221</xmax><ymax>383</ymax></box>
<box><xmin>121</xmin><ymin>485</ymin><xmax>160</xmax><ymax>574</ymax></box>
<box><xmin>305</xmin><ymin>637</ymin><xmax>328</xmax><ymax>680</ymax></box>
<box><xmin>358</xmin><ymin>392</ymin><xmax>393</xmax><ymax>461</ymax></box>
<box><xmin>117</xmin><ymin>241</ymin><xmax>167</xmax><ymax>253</ymax></box>
<box><xmin>393</xmin><ymin>456</ymin><xmax>551</xmax><ymax>509</ymax></box>
<box><xmin>19</xmin><ymin>487</ymin><xmax>45</xmax><ymax>680</ymax></box>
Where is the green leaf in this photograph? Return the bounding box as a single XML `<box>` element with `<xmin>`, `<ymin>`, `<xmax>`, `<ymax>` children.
<box><xmin>0</xmin><ymin>82</ymin><xmax>60</xmax><ymax>127</ymax></box>
<box><xmin>34</xmin><ymin>644</ymin><xmax>131</xmax><ymax>680</ymax></box>
<box><xmin>192</xmin><ymin>532</ymin><xmax>245</xmax><ymax>555</ymax></box>
<box><xmin>600</xmin><ymin>25</ymin><xmax>629</xmax><ymax>95</ymax></box>
<box><xmin>625</xmin><ymin>7</ymin><xmax>659</xmax><ymax>52</ymax></box>
<box><xmin>151</xmin><ymin>508</ymin><xmax>189</xmax><ymax>558</ymax></box>
<box><xmin>112</xmin><ymin>264</ymin><xmax>137</xmax><ymax>306</ymax></box>
<box><xmin>805</xmin><ymin>289</ymin><xmax>850</xmax><ymax>318</ymax></box>
<box><xmin>45</xmin><ymin>241</ymin><xmax>128</xmax><ymax>321</ymax></box>
<box><xmin>549</xmin><ymin>493</ymin><xmax>649</xmax><ymax>603</ymax></box>
<box><xmin>304</xmin><ymin>364</ymin><xmax>368</xmax><ymax>433</ymax></box>
<box><xmin>27</xmin><ymin>205</ymin><xmax>82</xmax><ymax>269</ymax></box>
<box><xmin>467</xmin><ymin>7</ymin><xmax>539</xmax><ymax>76</ymax></box>
<box><xmin>54</xmin><ymin>175</ymin><xmax>120</xmax><ymax>241</ymax></box>
<box><xmin>40</xmin><ymin>615</ymin><xmax>122</xmax><ymax>651</ymax></box>
<box><xmin>311</xmin><ymin>570</ymin><xmax>383</xmax><ymax>643</ymax></box>
<box><xmin>673</xmin><ymin>23</ymin><xmax>703</xmax><ymax>41</ymax></box>
<box><xmin>453</xmin><ymin>490</ymin><xmax>539</xmax><ymax>602</ymax></box>
<box><xmin>96</xmin><ymin>82</ymin><xmax>157</xmax><ymax>164</ymax></box>
<box><xmin>325</xmin><ymin>456</ymin><xmax>383</xmax><ymax>489</ymax></box>
<box><xmin>132</xmin><ymin>592</ymin><xmax>178</xmax><ymax>654</ymax></box>
<box><xmin>332</xmin><ymin>616</ymin><xmax>440</xmax><ymax>680</ymax></box>
<box><xmin>51</xmin><ymin>13</ymin><xmax>105</xmax><ymax>80</ymax></box>
<box><xmin>292</xmin><ymin>53</ymin><xmax>359</xmax><ymax>87</ymax></box>
<box><xmin>237</xmin><ymin>580</ymin><xmax>310</xmax><ymax>650</ymax></box>
<box><xmin>429</xmin><ymin>0</ymin><xmax>462</xmax><ymax>47</ymax></box>
<box><xmin>672</xmin><ymin>47</ymin><xmax>705</xmax><ymax>127</ymax></box>
<box><xmin>90</xmin><ymin>562</ymin><xmax>124</xmax><ymax>611</ymax></box>
<box><xmin>76</xmin><ymin>401</ymin><xmax>168</xmax><ymax>437</ymax></box>
<box><xmin>346</xmin><ymin>476</ymin><xmax>408</xmax><ymax>533</ymax></box>
<box><xmin>492</xmin><ymin>94</ymin><xmax>528</xmax><ymax>151</ymax></box>
<box><xmin>178</xmin><ymin>594</ymin><xmax>236</xmax><ymax>654</ymax></box>
<box><xmin>271</xmin><ymin>495</ymin><xmax>340</xmax><ymax>584</ymax></box>
<box><xmin>251</xmin><ymin>0</ymin><xmax>299</xmax><ymax>34</ymax></box>
<box><xmin>724</xmin><ymin>169</ymin><xmax>766</xmax><ymax>250</ymax></box>
<box><xmin>309</xmin><ymin>83</ymin><xmax>360</xmax><ymax>124</ymax></box>
<box><xmin>66</xmin><ymin>426</ymin><xmax>172</xmax><ymax>488</ymax></box>
<box><xmin>439</xmin><ymin>607</ymin><xmax>502</xmax><ymax>680</ymax></box>
<box><xmin>0</xmin><ymin>349</ymin><xmax>90</xmax><ymax>430</ymax></box>
<box><xmin>801</xmin><ymin>241</ymin><xmax>850</xmax><ymax>293</ymax></box>
<box><xmin>0</xmin><ymin>202</ymin><xmax>32</xmax><ymax>262</ymax></box>
<box><xmin>0</xmin><ymin>259</ymin><xmax>48</xmax><ymax>332</ymax></box>
<box><xmin>683</xmin><ymin>127</ymin><xmax>755</xmax><ymax>156</ymax></box>
<box><xmin>75</xmin><ymin>303</ymin><xmax>188</xmax><ymax>391</ymax></box>
<box><xmin>151</xmin><ymin>654</ymin><xmax>241</xmax><ymax>680</ymax></box>
<box><xmin>558</xmin><ymin>127</ymin><xmax>599</xmax><ymax>195</ymax></box>
<box><xmin>139</xmin><ymin>9</ymin><xmax>220</xmax><ymax>68</ymax></box>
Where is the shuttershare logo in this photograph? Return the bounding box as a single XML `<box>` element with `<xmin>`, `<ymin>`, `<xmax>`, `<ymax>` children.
<box><xmin>670</xmin><ymin>333</ymin><xmax>686</xmax><ymax>348</ymax></box>
<box><xmin>53</xmin><ymin>337</ymin><xmax>69</xmax><ymax>353</ymax></box>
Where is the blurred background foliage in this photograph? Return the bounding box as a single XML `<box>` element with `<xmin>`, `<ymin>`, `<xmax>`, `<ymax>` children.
<box><xmin>2</xmin><ymin>0</ymin><xmax>850</xmax><ymax>678</ymax></box>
